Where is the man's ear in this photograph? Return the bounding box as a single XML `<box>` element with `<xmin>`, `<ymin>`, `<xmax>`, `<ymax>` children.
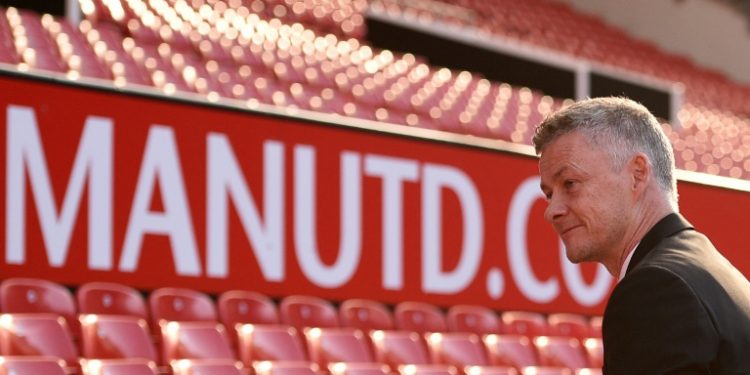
<box><xmin>630</xmin><ymin>153</ymin><xmax>650</xmax><ymax>190</ymax></box>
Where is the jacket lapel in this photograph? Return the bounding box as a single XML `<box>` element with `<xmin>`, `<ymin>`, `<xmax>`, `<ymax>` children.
<box><xmin>625</xmin><ymin>213</ymin><xmax>694</xmax><ymax>276</ymax></box>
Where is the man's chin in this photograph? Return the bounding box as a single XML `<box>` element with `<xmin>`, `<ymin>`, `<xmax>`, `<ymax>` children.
<box><xmin>564</xmin><ymin>247</ymin><xmax>589</xmax><ymax>264</ymax></box>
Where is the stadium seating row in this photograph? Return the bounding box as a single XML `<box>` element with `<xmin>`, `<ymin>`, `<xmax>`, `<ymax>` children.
<box><xmin>0</xmin><ymin>357</ymin><xmax>601</xmax><ymax>375</ymax></box>
<box><xmin>3</xmin><ymin>2</ymin><xmax>750</xmax><ymax>180</ymax></box>
<box><xmin>365</xmin><ymin>0</ymin><xmax>750</xmax><ymax>179</ymax></box>
<box><xmin>0</xmin><ymin>278</ymin><xmax>603</xmax><ymax>375</ymax></box>
<box><xmin>3</xmin><ymin>3</ymin><xmax>564</xmax><ymax>142</ymax></box>
<box><xmin>369</xmin><ymin>0</ymin><xmax>750</xmax><ymax>117</ymax></box>
<box><xmin>3</xmin><ymin>0</ymin><xmax>749</xmax><ymax>181</ymax></box>
<box><xmin>0</xmin><ymin>278</ymin><xmax>602</xmax><ymax>338</ymax></box>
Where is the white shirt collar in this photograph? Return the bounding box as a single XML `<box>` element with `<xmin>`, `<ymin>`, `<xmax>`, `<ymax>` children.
<box><xmin>617</xmin><ymin>244</ymin><xmax>639</xmax><ymax>283</ymax></box>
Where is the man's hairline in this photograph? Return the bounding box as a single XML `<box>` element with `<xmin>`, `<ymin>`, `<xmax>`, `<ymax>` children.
<box><xmin>538</xmin><ymin>129</ymin><xmax>671</xmax><ymax>191</ymax></box>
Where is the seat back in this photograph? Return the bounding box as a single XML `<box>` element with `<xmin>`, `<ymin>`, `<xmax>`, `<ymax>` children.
<box><xmin>483</xmin><ymin>334</ymin><xmax>539</xmax><ymax>369</ymax></box>
<box><xmin>161</xmin><ymin>321</ymin><xmax>235</xmax><ymax>363</ymax></box>
<box><xmin>465</xmin><ymin>366</ymin><xmax>519</xmax><ymax>375</ymax></box>
<box><xmin>329</xmin><ymin>362</ymin><xmax>390</xmax><ymax>375</ymax></box>
<box><xmin>340</xmin><ymin>299</ymin><xmax>394</xmax><ymax>331</ymax></box>
<box><xmin>0</xmin><ymin>356</ymin><xmax>67</xmax><ymax>375</ymax></box>
<box><xmin>171</xmin><ymin>359</ymin><xmax>245</xmax><ymax>375</ymax></box>
<box><xmin>582</xmin><ymin>338</ymin><xmax>603</xmax><ymax>369</ymax></box>
<box><xmin>305</xmin><ymin>327</ymin><xmax>374</xmax><ymax>369</ymax></box>
<box><xmin>79</xmin><ymin>314</ymin><xmax>157</xmax><ymax>361</ymax></box>
<box><xmin>520</xmin><ymin>367</ymin><xmax>573</xmax><ymax>375</ymax></box>
<box><xmin>588</xmin><ymin>317</ymin><xmax>602</xmax><ymax>338</ymax></box>
<box><xmin>534</xmin><ymin>336</ymin><xmax>588</xmax><ymax>370</ymax></box>
<box><xmin>280</xmin><ymin>295</ymin><xmax>339</xmax><ymax>331</ymax></box>
<box><xmin>446</xmin><ymin>305</ymin><xmax>501</xmax><ymax>335</ymax></box>
<box><xmin>236</xmin><ymin>324</ymin><xmax>308</xmax><ymax>365</ymax></box>
<box><xmin>77</xmin><ymin>282</ymin><xmax>148</xmax><ymax>320</ymax></box>
<box><xmin>149</xmin><ymin>287</ymin><xmax>217</xmax><ymax>327</ymax></box>
<box><xmin>426</xmin><ymin>332</ymin><xmax>489</xmax><ymax>368</ymax></box>
<box><xmin>218</xmin><ymin>290</ymin><xmax>279</xmax><ymax>328</ymax></box>
<box><xmin>500</xmin><ymin>312</ymin><xmax>547</xmax><ymax>337</ymax></box>
<box><xmin>398</xmin><ymin>364</ymin><xmax>457</xmax><ymax>375</ymax></box>
<box><xmin>0</xmin><ymin>278</ymin><xmax>78</xmax><ymax>335</ymax></box>
<box><xmin>394</xmin><ymin>302</ymin><xmax>446</xmax><ymax>334</ymax></box>
<box><xmin>547</xmin><ymin>314</ymin><xmax>592</xmax><ymax>339</ymax></box>
<box><xmin>0</xmin><ymin>313</ymin><xmax>78</xmax><ymax>366</ymax></box>
<box><xmin>253</xmin><ymin>361</ymin><xmax>319</xmax><ymax>375</ymax></box>
<box><xmin>370</xmin><ymin>330</ymin><xmax>431</xmax><ymax>371</ymax></box>
<box><xmin>80</xmin><ymin>359</ymin><xmax>158</xmax><ymax>375</ymax></box>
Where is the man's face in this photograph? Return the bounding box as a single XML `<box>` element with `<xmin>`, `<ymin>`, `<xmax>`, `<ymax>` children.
<box><xmin>539</xmin><ymin>132</ymin><xmax>633</xmax><ymax>263</ymax></box>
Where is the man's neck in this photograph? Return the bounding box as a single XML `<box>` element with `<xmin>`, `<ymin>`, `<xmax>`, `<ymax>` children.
<box><xmin>607</xmin><ymin>203</ymin><xmax>674</xmax><ymax>279</ymax></box>
<box><xmin>617</xmin><ymin>244</ymin><xmax>638</xmax><ymax>282</ymax></box>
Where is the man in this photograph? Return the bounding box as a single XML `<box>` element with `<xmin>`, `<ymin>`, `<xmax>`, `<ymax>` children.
<box><xmin>533</xmin><ymin>97</ymin><xmax>750</xmax><ymax>374</ymax></box>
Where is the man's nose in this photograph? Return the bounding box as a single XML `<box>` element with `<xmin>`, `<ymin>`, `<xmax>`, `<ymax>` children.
<box><xmin>544</xmin><ymin>198</ymin><xmax>567</xmax><ymax>223</ymax></box>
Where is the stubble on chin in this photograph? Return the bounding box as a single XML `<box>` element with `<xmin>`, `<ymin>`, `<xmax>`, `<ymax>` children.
<box><xmin>563</xmin><ymin>242</ymin><xmax>595</xmax><ymax>264</ymax></box>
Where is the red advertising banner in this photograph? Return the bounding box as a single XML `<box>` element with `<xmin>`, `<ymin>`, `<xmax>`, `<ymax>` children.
<box><xmin>1</xmin><ymin>72</ymin><xmax>748</xmax><ymax>315</ymax></box>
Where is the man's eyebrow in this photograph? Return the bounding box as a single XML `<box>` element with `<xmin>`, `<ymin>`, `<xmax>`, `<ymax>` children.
<box><xmin>552</xmin><ymin>166</ymin><xmax>570</xmax><ymax>180</ymax></box>
<box><xmin>539</xmin><ymin>166</ymin><xmax>570</xmax><ymax>194</ymax></box>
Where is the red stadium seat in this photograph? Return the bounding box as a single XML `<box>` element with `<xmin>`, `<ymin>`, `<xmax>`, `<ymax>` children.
<box><xmin>446</xmin><ymin>305</ymin><xmax>501</xmax><ymax>335</ymax></box>
<box><xmin>483</xmin><ymin>334</ymin><xmax>540</xmax><ymax>369</ymax></box>
<box><xmin>369</xmin><ymin>330</ymin><xmax>431</xmax><ymax>371</ymax></box>
<box><xmin>128</xmin><ymin>41</ymin><xmax>192</xmax><ymax>93</ymax></box>
<box><xmin>0</xmin><ymin>7</ymin><xmax>20</xmax><ymax>64</ymax></box>
<box><xmin>149</xmin><ymin>287</ymin><xmax>217</xmax><ymax>327</ymax></box>
<box><xmin>83</xmin><ymin>22</ymin><xmax>153</xmax><ymax>86</ymax></box>
<box><xmin>77</xmin><ymin>281</ymin><xmax>148</xmax><ymax>320</ymax></box>
<box><xmin>533</xmin><ymin>336</ymin><xmax>589</xmax><ymax>370</ymax></box>
<box><xmin>160</xmin><ymin>321</ymin><xmax>235</xmax><ymax>364</ymax></box>
<box><xmin>426</xmin><ymin>332</ymin><xmax>489</xmax><ymax>369</ymax></box>
<box><xmin>398</xmin><ymin>364</ymin><xmax>458</xmax><ymax>375</ymax></box>
<box><xmin>520</xmin><ymin>367</ymin><xmax>573</xmax><ymax>375</ymax></box>
<box><xmin>394</xmin><ymin>302</ymin><xmax>447</xmax><ymax>334</ymax></box>
<box><xmin>329</xmin><ymin>362</ymin><xmax>390</xmax><ymax>375</ymax></box>
<box><xmin>582</xmin><ymin>338</ymin><xmax>603</xmax><ymax>369</ymax></box>
<box><xmin>80</xmin><ymin>359</ymin><xmax>158</xmax><ymax>375</ymax></box>
<box><xmin>253</xmin><ymin>361</ymin><xmax>319</xmax><ymax>375</ymax></box>
<box><xmin>0</xmin><ymin>356</ymin><xmax>67</xmax><ymax>375</ymax></box>
<box><xmin>236</xmin><ymin>324</ymin><xmax>308</xmax><ymax>365</ymax></box>
<box><xmin>304</xmin><ymin>327</ymin><xmax>374</xmax><ymax>369</ymax></box>
<box><xmin>588</xmin><ymin>317</ymin><xmax>602</xmax><ymax>338</ymax></box>
<box><xmin>9</xmin><ymin>9</ymin><xmax>67</xmax><ymax>73</ymax></box>
<box><xmin>0</xmin><ymin>313</ymin><xmax>78</xmax><ymax>369</ymax></box>
<box><xmin>218</xmin><ymin>290</ymin><xmax>280</xmax><ymax>327</ymax></box>
<box><xmin>218</xmin><ymin>290</ymin><xmax>279</xmax><ymax>344</ymax></box>
<box><xmin>340</xmin><ymin>299</ymin><xmax>395</xmax><ymax>331</ymax></box>
<box><xmin>500</xmin><ymin>312</ymin><xmax>547</xmax><ymax>337</ymax></box>
<box><xmin>0</xmin><ymin>278</ymin><xmax>78</xmax><ymax>336</ymax></box>
<box><xmin>465</xmin><ymin>366</ymin><xmax>519</xmax><ymax>375</ymax></box>
<box><xmin>546</xmin><ymin>314</ymin><xmax>592</xmax><ymax>340</ymax></box>
<box><xmin>44</xmin><ymin>17</ymin><xmax>111</xmax><ymax>80</ymax></box>
<box><xmin>280</xmin><ymin>295</ymin><xmax>339</xmax><ymax>331</ymax></box>
<box><xmin>79</xmin><ymin>314</ymin><xmax>157</xmax><ymax>361</ymax></box>
<box><xmin>171</xmin><ymin>359</ymin><xmax>245</xmax><ymax>375</ymax></box>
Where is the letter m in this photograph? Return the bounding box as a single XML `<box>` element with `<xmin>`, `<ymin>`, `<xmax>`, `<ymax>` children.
<box><xmin>6</xmin><ymin>105</ymin><xmax>113</xmax><ymax>269</ymax></box>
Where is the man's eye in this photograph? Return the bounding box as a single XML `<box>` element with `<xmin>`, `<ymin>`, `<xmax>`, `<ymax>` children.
<box><xmin>564</xmin><ymin>180</ymin><xmax>578</xmax><ymax>189</ymax></box>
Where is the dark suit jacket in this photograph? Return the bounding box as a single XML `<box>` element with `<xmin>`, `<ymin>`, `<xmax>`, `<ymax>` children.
<box><xmin>603</xmin><ymin>213</ymin><xmax>750</xmax><ymax>374</ymax></box>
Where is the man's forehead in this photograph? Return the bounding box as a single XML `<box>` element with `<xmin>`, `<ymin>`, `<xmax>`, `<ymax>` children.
<box><xmin>539</xmin><ymin>133</ymin><xmax>598</xmax><ymax>181</ymax></box>
<box><xmin>539</xmin><ymin>135</ymin><xmax>580</xmax><ymax>169</ymax></box>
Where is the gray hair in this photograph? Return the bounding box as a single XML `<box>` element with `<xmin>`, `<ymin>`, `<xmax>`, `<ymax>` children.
<box><xmin>533</xmin><ymin>97</ymin><xmax>678</xmax><ymax>207</ymax></box>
